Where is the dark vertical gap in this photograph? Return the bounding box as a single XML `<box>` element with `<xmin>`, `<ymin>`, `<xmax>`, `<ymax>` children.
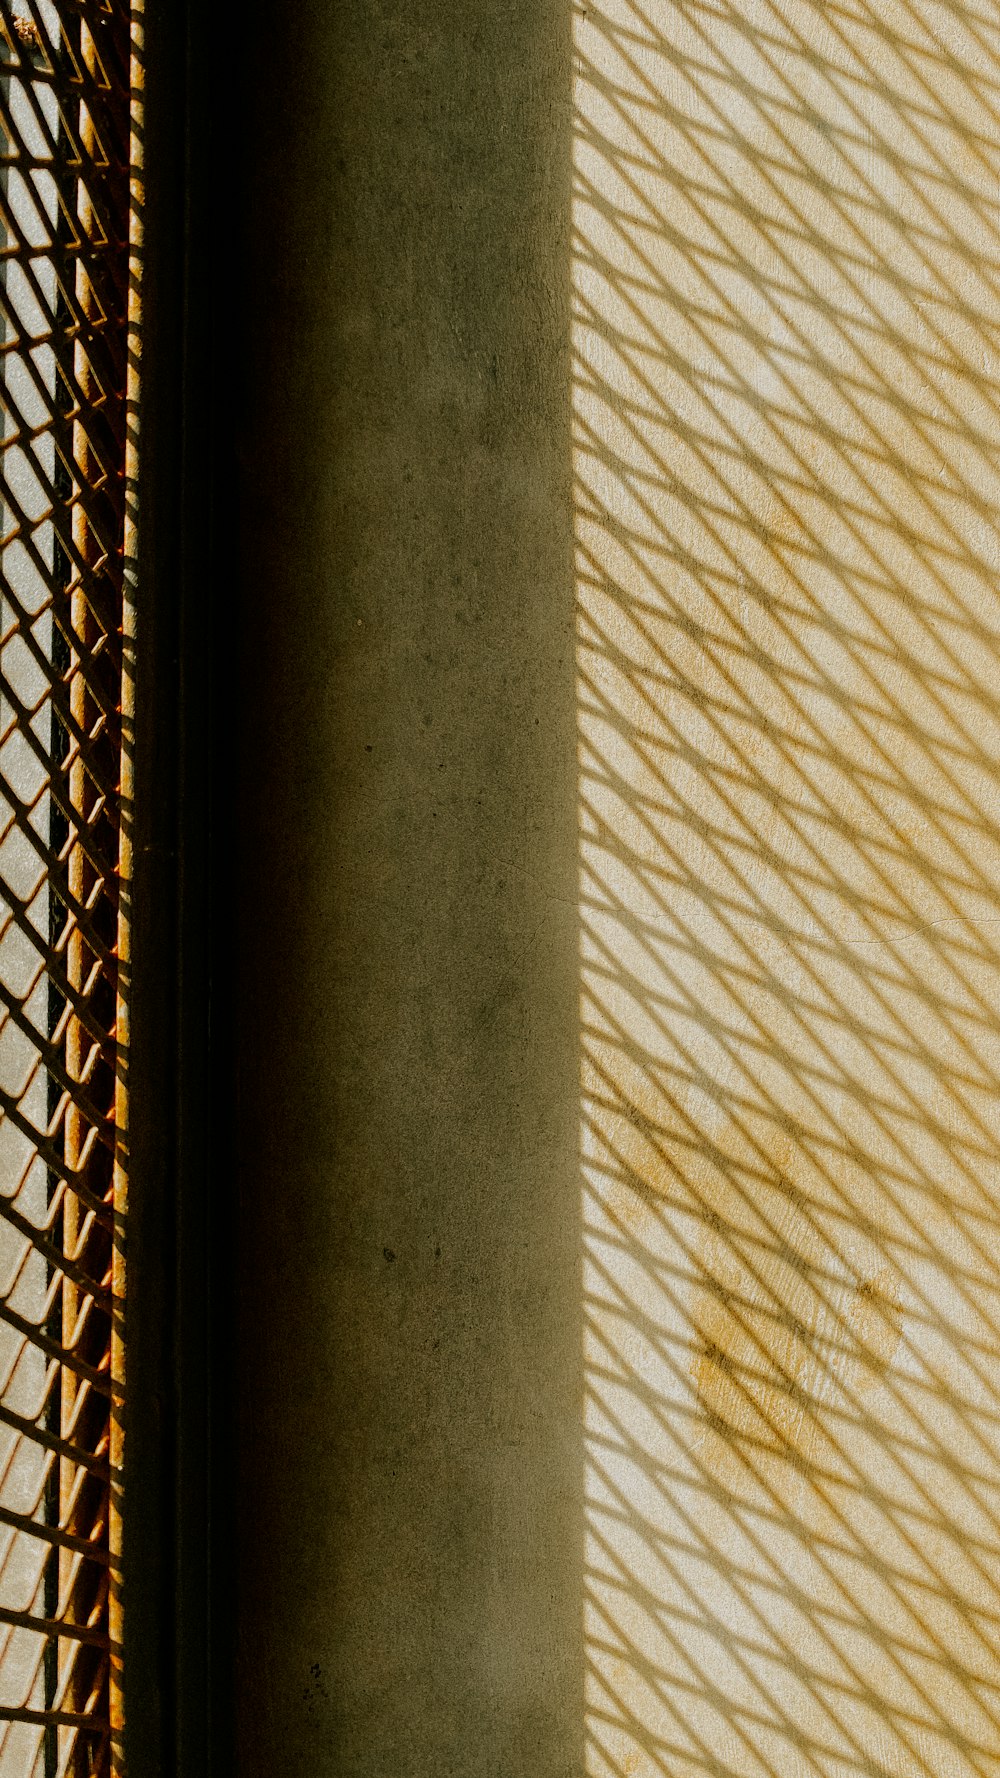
<box><xmin>121</xmin><ymin>0</ymin><xmax>238</xmax><ymax>1769</ymax></box>
<box><xmin>175</xmin><ymin>0</ymin><xmax>237</xmax><ymax>1766</ymax></box>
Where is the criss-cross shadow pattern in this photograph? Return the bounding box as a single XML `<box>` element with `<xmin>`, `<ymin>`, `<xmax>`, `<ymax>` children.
<box><xmin>575</xmin><ymin>3</ymin><xmax>1000</xmax><ymax>1776</ymax></box>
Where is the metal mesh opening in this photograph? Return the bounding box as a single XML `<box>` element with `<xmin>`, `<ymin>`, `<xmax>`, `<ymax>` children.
<box><xmin>0</xmin><ymin>3</ymin><xmax>130</xmax><ymax>1774</ymax></box>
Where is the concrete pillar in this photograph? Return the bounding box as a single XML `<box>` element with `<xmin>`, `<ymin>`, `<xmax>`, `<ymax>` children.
<box><xmin>236</xmin><ymin>5</ymin><xmax>581</xmax><ymax>1775</ymax></box>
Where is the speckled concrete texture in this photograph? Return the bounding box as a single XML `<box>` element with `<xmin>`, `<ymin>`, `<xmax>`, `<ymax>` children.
<box><xmin>236</xmin><ymin>5</ymin><xmax>581</xmax><ymax>1776</ymax></box>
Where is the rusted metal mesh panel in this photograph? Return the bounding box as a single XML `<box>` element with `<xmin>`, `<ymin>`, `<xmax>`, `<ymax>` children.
<box><xmin>0</xmin><ymin>3</ymin><xmax>130</xmax><ymax>1775</ymax></box>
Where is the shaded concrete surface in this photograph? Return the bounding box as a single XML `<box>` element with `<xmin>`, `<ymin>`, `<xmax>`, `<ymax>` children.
<box><xmin>235</xmin><ymin>5</ymin><xmax>581</xmax><ymax>1776</ymax></box>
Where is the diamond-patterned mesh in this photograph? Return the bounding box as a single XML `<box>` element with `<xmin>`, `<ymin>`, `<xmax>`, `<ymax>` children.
<box><xmin>0</xmin><ymin>3</ymin><xmax>129</xmax><ymax>1774</ymax></box>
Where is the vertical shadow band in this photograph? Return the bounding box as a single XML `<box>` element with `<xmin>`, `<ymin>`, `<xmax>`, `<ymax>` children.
<box><xmin>235</xmin><ymin>5</ymin><xmax>582</xmax><ymax>1776</ymax></box>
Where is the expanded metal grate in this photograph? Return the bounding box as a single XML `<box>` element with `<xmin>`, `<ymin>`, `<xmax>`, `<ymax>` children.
<box><xmin>0</xmin><ymin>3</ymin><xmax>131</xmax><ymax>1775</ymax></box>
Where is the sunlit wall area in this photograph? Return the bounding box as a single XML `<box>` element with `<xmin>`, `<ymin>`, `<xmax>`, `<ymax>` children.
<box><xmin>575</xmin><ymin>3</ymin><xmax>1000</xmax><ymax>1776</ymax></box>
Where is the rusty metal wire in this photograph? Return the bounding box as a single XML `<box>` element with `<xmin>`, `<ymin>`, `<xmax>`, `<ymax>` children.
<box><xmin>0</xmin><ymin>3</ymin><xmax>130</xmax><ymax>1775</ymax></box>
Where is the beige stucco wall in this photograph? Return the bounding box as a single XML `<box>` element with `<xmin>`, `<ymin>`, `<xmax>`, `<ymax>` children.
<box><xmin>239</xmin><ymin>2</ymin><xmax>1000</xmax><ymax>1775</ymax></box>
<box><xmin>577</xmin><ymin>3</ymin><xmax>1000</xmax><ymax>1777</ymax></box>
